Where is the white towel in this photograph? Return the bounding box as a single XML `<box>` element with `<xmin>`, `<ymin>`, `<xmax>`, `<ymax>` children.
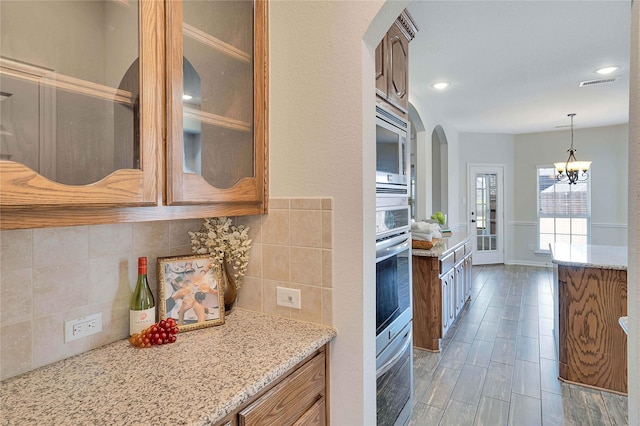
<box><xmin>412</xmin><ymin>232</ymin><xmax>432</xmax><ymax>241</ymax></box>
<box><xmin>411</xmin><ymin>221</ymin><xmax>440</xmax><ymax>234</ymax></box>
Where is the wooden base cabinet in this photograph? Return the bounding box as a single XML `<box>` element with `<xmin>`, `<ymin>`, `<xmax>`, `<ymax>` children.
<box><xmin>556</xmin><ymin>265</ymin><xmax>627</xmax><ymax>394</ymax></box>
<box><xmin>217</xmin><ymin>345</ymin><xmax>329</xmax><ymax>426</ymax></box>
<box><xmin>413</xmin><ymin>238</ymin><xmax>472</xmax><ymax>352</ymax></box>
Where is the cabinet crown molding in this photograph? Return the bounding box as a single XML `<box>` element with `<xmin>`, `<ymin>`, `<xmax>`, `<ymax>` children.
<box><xmin>396</xmin><ymin>9</ymin><xmax>418</xmax><ymax>42</ymax></box>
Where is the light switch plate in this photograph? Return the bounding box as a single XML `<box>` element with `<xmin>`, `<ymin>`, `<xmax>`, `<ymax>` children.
<box><xmin>276</xmin><ymin>287</ymin><xmax>301</xmax><ymax>309</ymax></box>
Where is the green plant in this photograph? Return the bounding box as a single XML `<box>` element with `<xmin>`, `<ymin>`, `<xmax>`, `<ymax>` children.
<box><xmin>430</xmin><ymin>211</ymin><xmax>446</xmax><ymax>225</ymax></box>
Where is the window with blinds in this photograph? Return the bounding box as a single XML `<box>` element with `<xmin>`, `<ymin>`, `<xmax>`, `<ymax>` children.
<box><xmin>537</xmin><ymin>166</ymin><xmax>590</xmax><ymax>251</ymax></box>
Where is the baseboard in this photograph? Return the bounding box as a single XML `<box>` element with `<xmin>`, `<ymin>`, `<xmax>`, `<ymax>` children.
<box><xmin>504</xmin><ymin>260</ymin><xmax>553</xmax><ymax>268</ymax></box>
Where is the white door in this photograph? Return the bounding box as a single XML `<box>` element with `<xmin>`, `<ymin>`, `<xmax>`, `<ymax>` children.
<box><xmin>468</xmin><ymin>165</ymin><xmax>504</xmax><ymax>264</ymax></box>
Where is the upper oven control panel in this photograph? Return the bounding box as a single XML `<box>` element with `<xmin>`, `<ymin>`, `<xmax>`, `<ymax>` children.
<box><xmin>376</xmin><ymin>205</ymin><xmax>411</xmax><ymax>239</ymax></box>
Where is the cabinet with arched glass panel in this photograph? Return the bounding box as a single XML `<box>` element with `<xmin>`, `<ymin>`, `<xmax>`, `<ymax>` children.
<box><xmin>0</xmin><ymin>0</ymin><xmax>268</xmax><ymax>229</ymax></box>
<box><xmin>166</xmin><ymin>0</ymin><xmax>267</xmax><ymax>205</ymax></box>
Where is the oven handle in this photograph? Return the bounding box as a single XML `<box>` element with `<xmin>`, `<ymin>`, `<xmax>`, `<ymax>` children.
<box><xmin>376</xmin><ymin>327</ymin><xmax>411</xmax><ymax>379</ymax></box>
<box><xmin>376</xmin><ymin>234</ymin><xmax>410</xmax><ymax>263</ymax></box>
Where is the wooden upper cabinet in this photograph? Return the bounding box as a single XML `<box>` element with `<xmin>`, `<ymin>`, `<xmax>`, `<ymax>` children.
<box><xmin>387</xmin><ymin>24</ymin><xmax>409</xmax><ymax>111</ymax></box>
<box><xmin>0</xmin><ymin>0</ymin><xmax>162</xmax><ymax>209</ymax></box>
<box><xmin>0</xmin><ymin>0</ymin><xmax>268</xmax><ymax>229</ymax></box>
<box><xmin>375</xmin><ymin>10</ymin><xmax>417</xmax><ymax>115</ymax></box>
<box><xmin>375</xmin><ymin>36</ymin><xmax>388</xmax><ymax>99</ymax></box>
<box><xmin>166</xmin><ymin>0</ymin><xmax>267</xmax><ymax>206</ymax></box>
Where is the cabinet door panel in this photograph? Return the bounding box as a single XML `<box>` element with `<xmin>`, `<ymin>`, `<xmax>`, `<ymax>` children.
<box><xmin>0</xmin><ymin>0</ymin><xmax>160</xmax><ymax>208</ymax></box>
<box><xmin>166</xmin><ymin>0</ymin><xmax>267</xmax><ymax>207</ymax></box>
<box><xmin>293</xmin><ymin>398</ymin><xmax>326</xmax><ymax>426</ymax></box>
<box><xmin>387</xmin><ymin>23</ymin><xmax>408</xmax><ymax>112</ymax></box>
<box><xmin>375</xmin><ymin>37</ymin><xmax>387</xmax><ymax>99</ymax></box>
<box><xmin>441</xmin><ymin>278</ymin><xmax>449</xmax><ymax>336</ymax></box>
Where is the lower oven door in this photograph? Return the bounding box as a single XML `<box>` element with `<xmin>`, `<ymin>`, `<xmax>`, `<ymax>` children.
<box><xmin>376</xmin><ymin>233</ymin><xmax>411</xmax><ymax>355</ymax></box>
<box><xmin>376</xmin><ymin>321</ymin><xmax>413</xmax><ymax>426</ymax></box>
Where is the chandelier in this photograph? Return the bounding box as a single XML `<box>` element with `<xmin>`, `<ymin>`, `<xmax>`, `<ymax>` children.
<box><xmin>554</xmin><ymin>113</ymin><xmax>591</xmax><ymax>184</ymax></box>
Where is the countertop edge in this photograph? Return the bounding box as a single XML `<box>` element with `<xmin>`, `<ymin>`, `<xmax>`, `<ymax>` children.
<box><xmin>413</xmin><ymin>233</ymin><xmax>472</xmax><ymax>258</ymax></box>
<box><xmin>549</xmin><ymin>243</ymin><xmax>627</xmax><ymax>270</ymax></box>
<box><xmin>205</xmin><ymin>330</ymin><xmax>336</xmax><ymax>424</ymax></box>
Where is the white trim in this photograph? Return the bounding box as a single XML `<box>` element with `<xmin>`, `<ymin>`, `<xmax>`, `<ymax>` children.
<box><xmin>505</xmin><ymin>260</ymin><xmax>553</xmax><ymax>268</ymax></box>
<box><xmin>509</xmin><ymin>221</ymin><xmax>537</xmax><ymax>226</ymax></box>
<box><xmin>592</xmin><ymin>223</ymin><xmax>628</xmax><ymax>229</ymax></box>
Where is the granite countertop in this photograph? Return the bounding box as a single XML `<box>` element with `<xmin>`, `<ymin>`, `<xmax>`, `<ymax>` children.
<box><xmin>0</xmin><ymin>309</ymin><xmax>336</xmax><ymax>425</ymax></box>
<box><xmin>550</xmin><ymin>243</ymin><xmax>627</xmax><ymax>270</ymax></box>
<box><xmin>413</xmin><ymin>232</ymin><xmax>471</xmax><ymax>258</ymax></box>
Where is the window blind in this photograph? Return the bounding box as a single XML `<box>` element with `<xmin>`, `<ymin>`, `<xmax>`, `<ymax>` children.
<box><xmin>537</xmin><ymin>167</ymin><xmax>590</xmax><ymax>217</ymax></box>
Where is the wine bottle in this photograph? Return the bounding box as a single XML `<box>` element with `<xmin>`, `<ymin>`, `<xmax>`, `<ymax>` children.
<box><xmin>129</xmin><ymin>257</ymin><xmax>156</xmax><ymax>335</ymax></box>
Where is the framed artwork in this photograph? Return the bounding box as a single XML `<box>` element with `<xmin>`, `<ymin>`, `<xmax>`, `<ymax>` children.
<box><xmin>157</xmin><ymin>254</ymin><xmax>224</xmax><ymax>332</ymax></box>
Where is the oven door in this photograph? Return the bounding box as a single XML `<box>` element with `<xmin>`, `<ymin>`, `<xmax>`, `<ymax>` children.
<box><xmin>376</xmin><ymin>232</ymin><xmax>411</xmax><ymax>355</ymax></box>
<box><xmin>377</xmin><ymin>321</ymin><xmax>413</xmax><ymax>426</ymax></box>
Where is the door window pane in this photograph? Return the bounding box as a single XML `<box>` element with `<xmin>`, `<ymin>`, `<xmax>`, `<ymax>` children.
<box><xmin>475</xmin><ymin>172</ymin><xmax>498</xmax><ymax>252</ymax></box>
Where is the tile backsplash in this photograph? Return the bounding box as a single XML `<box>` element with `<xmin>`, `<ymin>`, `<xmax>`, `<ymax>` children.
<box><xmin>0</xmin><ymin>197</ymin><xmax>333</xmax><ymax>380</ymax></box>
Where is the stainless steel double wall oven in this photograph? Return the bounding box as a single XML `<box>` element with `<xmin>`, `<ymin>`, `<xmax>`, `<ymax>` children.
<box><xmin>375</xmin><ymin>105</ymin><xmax>412</xmax><ymax>426</ymax></box>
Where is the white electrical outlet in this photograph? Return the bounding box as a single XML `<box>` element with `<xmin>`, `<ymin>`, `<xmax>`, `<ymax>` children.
<box><xmin>276</xmin><ymin>287</ymin><xmax>301</xmax><ymax>309</ymax></box>
<box><xmin>528</xmin><ymin>243</ymin><xmax>534</xmax><ymax>251</ymax></box>
<box><xmin>64</xmin><ymin>312</ymin><xmax>102</xmax><ymax>343</ymax></box>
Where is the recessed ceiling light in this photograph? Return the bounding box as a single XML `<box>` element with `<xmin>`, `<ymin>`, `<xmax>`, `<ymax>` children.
<box><xmin>432</xmin><ymin>82</ymin><xmax>450</xmax><ymax>90</ymax></box>
<box><xmin>183</xmin><ymin>94</ymin><xmax>193</xmax><ymax>100</ymax></box>
<box><xmin>595</xmin><ymin>66</ymin><xmax>619</xmax><ymax>75</ymax></box>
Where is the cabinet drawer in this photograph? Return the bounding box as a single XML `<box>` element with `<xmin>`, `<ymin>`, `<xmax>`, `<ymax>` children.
<box><xmin>454</xmin><ymin>246</ymin><xmax>465</xmax><ymax>263</ymax></box>
<box><xmin>465</xmin><ymin>240</ymin><xmax>472</xmax><ymax>255</ymax></box>
<box><xmin>440</xmin><ymin>252</ymin><xmax>454</xmax><ymax>275</ymax></box>
<box><xmin>239</xmin><ymin>351</ymin><xmax>325</xmax><ymax>426</ymax></box>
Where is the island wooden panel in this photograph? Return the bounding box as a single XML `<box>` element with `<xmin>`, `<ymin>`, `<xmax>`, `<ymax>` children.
<box><xmin>557</xmin><ymin>265</ymin><xmax>627</xmax><ymax>394</ymax></box>
<box><xmin>412</xmin><ymin>255</ymin><xmax>443</xmax><ymax>351</ymax></box>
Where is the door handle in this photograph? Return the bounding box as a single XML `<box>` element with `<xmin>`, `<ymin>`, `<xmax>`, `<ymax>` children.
<box><xmin>471</xmin><ymin>219</ymin><xmax>476</xmax><ymax>223</ymax></box>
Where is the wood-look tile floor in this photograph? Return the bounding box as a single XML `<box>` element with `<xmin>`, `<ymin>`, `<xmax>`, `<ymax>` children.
<box><xmin>410</xmin><ymin>264</ymin><xmax>628</xmax><ymax>426</ymax></box>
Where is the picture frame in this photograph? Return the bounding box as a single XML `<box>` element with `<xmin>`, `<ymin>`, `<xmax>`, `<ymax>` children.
<box><xmin>157</xmin><ymin>254</ymin><xmax>225</xmax><ymax>332</ymax></box>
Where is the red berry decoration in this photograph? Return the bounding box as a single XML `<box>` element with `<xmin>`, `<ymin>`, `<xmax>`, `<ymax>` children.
<box><xmin>129</xmin><ymin>320</ymin><xmax>179</xmax><ymax>348</ymax></box>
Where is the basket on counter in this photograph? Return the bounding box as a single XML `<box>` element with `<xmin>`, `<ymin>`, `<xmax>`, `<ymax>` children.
<box><xmin>411</xmin><ymin>238</ymin><xmax>441</xmax><ymax>250</ymax></box>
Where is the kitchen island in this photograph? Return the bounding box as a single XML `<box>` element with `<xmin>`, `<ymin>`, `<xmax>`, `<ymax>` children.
<box><xmin>0</xmin><ymin>309</ymin><xmax>336</xmax><ymax>425</ymax></box>
<box><xmin>550</xmin><ymin>243</ymin><xmax>627</xmax><ymax>394</ymax></box>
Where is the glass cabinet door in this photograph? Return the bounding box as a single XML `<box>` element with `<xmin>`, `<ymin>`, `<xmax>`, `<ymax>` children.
<box><xmin>0</xmin><ymin>0</ymin><xmax>162</xmax><ymax>208</ymax></box>
<box><xmin>166</xmin><ymin>0</ymin><xmax>267</xmax><ymax>206</ymax></box>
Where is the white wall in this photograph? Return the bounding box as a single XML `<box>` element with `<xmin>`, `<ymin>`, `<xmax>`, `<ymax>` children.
<box><xmin>269</xmin><ymin>1</ymin><xmax>407</xmax><ymax>424</ymax></box>
<box><xmin>512</xmin><ymin>124</ymin><xmax>629</xmax><ymax>264</ymax></box>
<box><xmin>409</xmin><ymin>102</ymin><xmax>463</xmax><ymax>230</ymax></box>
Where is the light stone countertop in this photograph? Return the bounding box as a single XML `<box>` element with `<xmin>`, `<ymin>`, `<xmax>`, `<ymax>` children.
<box><xmin>412</xmin><ymin>232</ymin><xmax>472</xmax><ymax>258</ymax></box>
<box><xmin>550</xmin><ymin>243</ymin><xmax>627</xmax><ymax>270</ymax></box>
<box><xmin>0</xmin><ymin>309</ymin><xmax>336</xmax><ymax>426</ymax></box>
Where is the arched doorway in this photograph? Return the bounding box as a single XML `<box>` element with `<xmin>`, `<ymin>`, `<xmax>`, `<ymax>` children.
<box><xmin>432</xmin><ymin>125</ymin><xmax>448</xmax><ymax>218</ymax></box>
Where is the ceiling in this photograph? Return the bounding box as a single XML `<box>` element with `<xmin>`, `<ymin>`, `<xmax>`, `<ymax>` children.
<box><xmin>406</xmin><ymin>0</ymin><xmax>632</xmax><ymax>134</ymax></box>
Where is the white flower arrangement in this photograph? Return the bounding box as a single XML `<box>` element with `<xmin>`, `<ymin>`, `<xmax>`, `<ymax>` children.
<box><xmin>188</xmin><ymin>217</ymin><xmax>252</xmax><ymax>290</ymax></box>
